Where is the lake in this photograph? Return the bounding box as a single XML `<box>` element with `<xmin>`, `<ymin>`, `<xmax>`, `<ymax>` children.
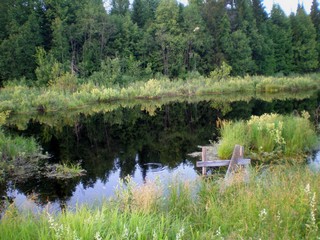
<box><xmin>1</xmin><ymin>91</ymin><xmax>319</xmax><ymax>213</ymax></box>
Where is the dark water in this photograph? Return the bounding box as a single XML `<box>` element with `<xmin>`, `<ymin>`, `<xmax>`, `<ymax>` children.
<box><xmin>1</xmin><ymin>91</ymin><xmax>320</xmax><ymax>213</ymax></box>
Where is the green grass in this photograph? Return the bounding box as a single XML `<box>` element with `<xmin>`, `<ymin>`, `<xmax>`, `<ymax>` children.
<box><xmin>0</xmin><ymin>165</ymin><xmax>319</xmax><ymax>239</ymax></box>
<box><xmin>0</xmin><ymin>130</ymin><xmax>41</xmax><ymax>161</ymax></box>
<box><xmin>0</xmin><ymin>74</ymin><xmax>319</xmax><ymax>114</ymax></box>
<box><xmin>0</xmin><ymin>127</ymin><xmax>45</xmax><ymax>181</ymax></box>
<box><xmin>217</xmin><ymin>113</ymin><xmax>318</xmax><ymax>162</ymax></box>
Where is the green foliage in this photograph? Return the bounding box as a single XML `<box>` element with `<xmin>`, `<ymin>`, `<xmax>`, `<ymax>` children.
<box><xmin>291</xmin><ymin>6</ymin><xmax>319</xmax><ymax>73</ymax></box>
<box><xmin>209</xmin><ymin>61</ymin><xmax>232</xmax><ymax>81</ymax></box>
<box><xmin>229</xmin><ymin>30</ymin><xmax>255</xmax><ymax>76</ymax></box>
<box><xmin>49</xmin><ymin>72</ymin><xmax>78</xmax><ymax>92</ymax></box>
<box><xmin>0</xmin><ymin>111</ymin><xmax>10</xmax><ymax>126</ymax></box>
<box><xmin>35</xmin><ymin>47</ymin><xmax>65</xmax><ymax>86</ymax></box>
<box><xmin>1</xmin><ymin>0</ymin><xmax>320</xmax><ymax>84</ymax></box>
<box><xmin>0</xmin><ymin>7</ymin><xmax>43</xmax><ymax>81</ymax></box>
<box><xmin>269</xmin><ymin>4</ymin><xmax>293</xmax><ymax>75</ymax></box>
<box><xmin>311</xmin><ymin>0</ymin><xmax>320</xmax><ymax>66</ymax></box>
<box><xmin>89</xmin><ymin>58</ymin><xmax>121</xmax><ymax>86</ymax></box>
<box><xmin>218</xmin><ymin>113</ymin><xmax>318</xmax><ymax>162</ymax></box>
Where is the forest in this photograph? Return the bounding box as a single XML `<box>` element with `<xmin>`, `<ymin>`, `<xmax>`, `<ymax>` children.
<box><xmin>0</xmin><ymin>0</ymin><xmax>320</xmax><ymax>87</ymax></box>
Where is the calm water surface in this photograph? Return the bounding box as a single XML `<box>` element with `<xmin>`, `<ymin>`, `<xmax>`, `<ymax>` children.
<box><xmin>1</xmin><ymin>91</ymin><xmax>320</xmax><ymax>213</ymax></box>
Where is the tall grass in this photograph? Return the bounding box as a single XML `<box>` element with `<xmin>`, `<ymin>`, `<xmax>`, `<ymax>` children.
<box><xmin>217</xmin><ymin>113</ymin><xmax>318</xmax><ymax>162</ymax></box>
<box><xmin>0</xmin><ymin>165</ymin><xmax>319</xmax><ymax>239</ymax></box>
<box><xmin>0</xmin><ymin>74</ymin><xmax>319</xmax><ymax>114</ymax></box>
<box><xmin>0</xmin><ymin>130</ymin><xmax>41</xmax><ymax>161</ymax></box>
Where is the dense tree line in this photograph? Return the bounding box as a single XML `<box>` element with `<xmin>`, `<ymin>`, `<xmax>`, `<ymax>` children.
<box><xmin>0</xmin><ymin>0</ymin><xmax>319</xmax><ymax>85</ymax></box>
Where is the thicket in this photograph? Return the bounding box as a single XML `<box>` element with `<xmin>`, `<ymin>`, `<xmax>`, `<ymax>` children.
<box><xmin>0</xmin><ymin>0</ymin><xmax>320</xmax><ymax>85</ymax></box>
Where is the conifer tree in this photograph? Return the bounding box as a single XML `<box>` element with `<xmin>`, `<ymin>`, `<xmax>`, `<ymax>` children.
<box><xmin>269</xmin><ymin>4</ymin><xmax>293</xmax><ymax>74</ymax></box>
<box><xmin>310</xmin><ymin>0</ymin><xmax>320</xmax><ymax>67</ymax></box>
<box><xmin>153</xmin><ymin>0</ymin><xmax>183</xmax><ymax>76</ymax></box>
<box><xmin>217</xmin><ymin>13</ymin><xmax>232</xmax><ymax>64</ymax></box>
<box><xmin>291</xmin><ymin>5</ymin><xmax>318</xmax><ymax>72</ymax></box>
<box><xmin>182</xmin><ymin>2</ymin><xmax>212</xmax><ymax>74</ymax></box>
<box><xmin>229</xmin><ymin>30</ymin><xmax>255</xmax><ymax>75</ymax></box>
<box><xmin>252</xmin><ymin>0</ymin><xmax>268</xmax><ymax>30</ymax></box>
<box><xmin>111</xmin><ymin>0</ymin><xmax>130</xmax><ymax>15</ymax></box>
<box><xmin>0</xmin><ymin>1</ymin><xmax>43</xmax><ymax>81</ymax></box>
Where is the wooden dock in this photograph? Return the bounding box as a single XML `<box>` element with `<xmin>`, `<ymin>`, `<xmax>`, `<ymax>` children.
<box><xmin>196</xmin><ymin>145</ymin><xmax>251</xmax><ymax>182</ymax></box>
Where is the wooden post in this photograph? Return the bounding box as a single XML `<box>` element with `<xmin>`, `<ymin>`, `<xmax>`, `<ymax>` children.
<box><xmin>225</xmin><ymin>145</ymin><xmax>244</xmax><ymax>180</ymax></box>
<box><xmin>202</xmin><ymin>147</ymin><xmax>207</xmax><ymax>175</ymax></box>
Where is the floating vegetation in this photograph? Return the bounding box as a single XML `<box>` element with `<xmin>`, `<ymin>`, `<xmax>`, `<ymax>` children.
<box><xmin>44</xmin><ymin>163</ymin><xmax>86</xmax><ymax>179</ymax></box>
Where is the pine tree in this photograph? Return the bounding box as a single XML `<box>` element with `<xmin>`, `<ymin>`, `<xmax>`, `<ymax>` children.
<box><xmin>291</xmin><ymin>5</ymin><xmax>318</xmax><ymax>73</ymax></box>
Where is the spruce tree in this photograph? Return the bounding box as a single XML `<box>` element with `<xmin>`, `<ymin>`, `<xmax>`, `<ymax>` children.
<box><xmin>217</xmin><ymin>13</ymin><xmax>232</xmax><ymax>64</ymax></box>
<box><xmin>182</xmin><ymin>2</ymin><xmax>212</xmax><ymax>74</ymax></box>
<box><xmin>132</xmin><ymin>0</ymin><xmax>147</xmax><ymax>28</ymax></box>
<box><xmin>252</xmin><ymin>0</ymin><xmax>268</xmax><ymax>30</ymax></box>
<box><xmin>152</xmin><ymin>0</ymin><xmax>183</xmax><ymax>77</ymax></box>
<box><xmin>310</xmin><ymin>0</ymin><xmax>320</xmax><ymax>67</ymax></box>
<box><xmin>291</xmin><ymin>5</ymin><xmax>318</xmax><ymax>73</ymax></box>
<box><xmin>269</xmin><ymin>4</ymin><xmax>293</xmax><ymax>74</ymax></box>
<box><xmin>111</xmin><ymin>0</ymin><xmax>130</xmax><ymax>15</ymax></box>
<box><xmin>229</xmin><ymin>30</ymin><xmax>255</xmax><ymax>76</ymax></box>
<box><xmin>0</xmin><ymin>1</ymin><xmax>43</xmax><ymax>81</ymax></box>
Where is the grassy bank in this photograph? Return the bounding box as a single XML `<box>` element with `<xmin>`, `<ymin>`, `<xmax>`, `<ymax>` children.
<box><xmin>0</xmin><ymin>165</ymin><xmax>319</xmax><ymax>239</ymax></box>
<box><xmin>0</xmin><ymin>74</ymin><xmax>319</xmax><ymax>114</ymax></box>
<box><xmin>217</xmin><ymin>113</ymin><xmax>318</xmax><ymax>163</ymax></box>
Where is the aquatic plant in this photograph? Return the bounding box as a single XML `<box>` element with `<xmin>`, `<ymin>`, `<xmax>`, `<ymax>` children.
<box><xmin>45</xmin><ymin>162</ymin><xmax>86</xmax><ymax>179</ymax></box>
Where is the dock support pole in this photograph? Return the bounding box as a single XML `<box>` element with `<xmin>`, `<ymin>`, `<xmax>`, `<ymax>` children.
<box><xmin>202</xmin><ymin>147</ymin><xmax>207</xmax><ymax>175</ymax></box>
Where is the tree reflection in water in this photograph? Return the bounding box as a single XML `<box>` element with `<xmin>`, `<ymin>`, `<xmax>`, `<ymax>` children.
<box><xmin>1</xmin><ymin>91</ymin><xmax>319</xmax><ymax>212</ymax></box>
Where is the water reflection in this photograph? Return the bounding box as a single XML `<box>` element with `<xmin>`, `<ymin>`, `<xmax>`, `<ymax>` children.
<box><xmin>309</xmin><ymin>150</ymin><xmax>320</xmax><ymax>172</ymax></box>
<box><xmin>1</xmin><ymin>91</ymin><xmax>320</xmax><ymax>212</ymax></box>
<box><xmin>9</xmin><ymin>162</ymin><xmax>197</xmax><ymax>214</ymax></box>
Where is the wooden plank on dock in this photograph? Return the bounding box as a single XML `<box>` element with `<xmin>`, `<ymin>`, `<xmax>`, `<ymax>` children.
<box><xmin>196</xmin><ymin>159</ymin><xmax>250</xmax><ymax>167</ymax></box>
